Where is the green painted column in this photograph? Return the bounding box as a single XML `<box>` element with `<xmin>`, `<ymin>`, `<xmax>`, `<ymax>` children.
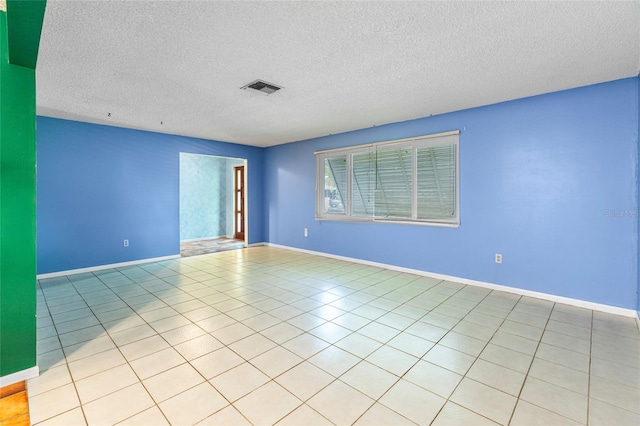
<box><xmin>0</xmin><ymin>0</ymin><xmax>46</xmax><ymax>381</ymax></box>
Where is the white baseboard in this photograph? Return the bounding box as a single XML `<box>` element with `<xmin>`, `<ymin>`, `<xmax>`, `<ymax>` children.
<box><xmin>247</xmin><ymin>242</ymin><xmax>266</xmax><ymax>248</ymax></box>
<box><xmin>36</xmin><ymin>255</ymin><xmax>181</xmax><ymax>279</ymax></box>
<box><xmin>267</xmin><ymin>243</ymin><xmax>638</xmax><ymax>318</ymax></box>
<box><xmin>0</xmin><ymin>366</ymin><xmax>39</xmax><ymax>387</ymax></box>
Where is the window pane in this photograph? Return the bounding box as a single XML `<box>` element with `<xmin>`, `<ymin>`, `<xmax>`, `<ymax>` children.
<box><xmin>324</xmin><ymin>156</ymin><xmax>347</xmax><ymax>214</ymax></box>
<box><xmin>375</xmin><ymin>147</ymin><xmax>412</xmax><ymax>219</ymax></box>
<box><xmin>417</xmin><ymin>144</ymin><xmax>456</xmax><ymax>220</ymax></box>
<box><xmin>351</xmin><ymin>151</ymin><xmax>375</xmax><ymax>216</ymax></box>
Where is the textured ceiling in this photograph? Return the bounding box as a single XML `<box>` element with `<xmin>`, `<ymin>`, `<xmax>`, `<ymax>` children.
<box><xmin>36</xmin><ymin>1</ymin><xmax>640</xmax><ymax>147</ymax></box>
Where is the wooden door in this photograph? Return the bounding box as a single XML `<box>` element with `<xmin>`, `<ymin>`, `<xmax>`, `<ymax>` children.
<box><xmin>234</xmin><ymin>165</ymin><xmax>245</xmax><ymax>241</ymax></box>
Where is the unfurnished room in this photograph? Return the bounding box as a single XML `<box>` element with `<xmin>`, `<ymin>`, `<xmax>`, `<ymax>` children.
<box><xmin>1</xmin><ymin>1</ymin><xmax>639</xmax><ymax>425</ymax></box>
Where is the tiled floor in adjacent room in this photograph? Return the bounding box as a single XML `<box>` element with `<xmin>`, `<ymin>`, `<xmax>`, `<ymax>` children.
<box><xmin>29</xmin><ymin>246</ymin><xmax>640</xmax><ymax>425</ymax></box>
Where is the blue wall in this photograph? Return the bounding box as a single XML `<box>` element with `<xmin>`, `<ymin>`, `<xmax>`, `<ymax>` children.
<box><xmin>37</xmin><ymin>117</ymin><xmax>264</xmax><ymax>274</ymax></box>
<box><xmin>265</xmin><ymin>78</ymin><xmax>639</xmax><ymax>310</ymax></box>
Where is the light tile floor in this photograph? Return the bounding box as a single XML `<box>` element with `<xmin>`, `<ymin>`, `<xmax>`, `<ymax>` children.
<box><xmin>29</xmin><ymin>247</ymin><xmax>640</xmax><ymax>425</ymax></box>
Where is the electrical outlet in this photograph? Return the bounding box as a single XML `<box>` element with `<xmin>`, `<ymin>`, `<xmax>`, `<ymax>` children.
<box><xmin>304</xmin><ymin>228</ymin><xmax>308</xmax><ymax>237</ymax></box>
<box><xmin>495</xmin><ymin>253</ymin><xmax>502</xmax><ymax>264</ymax></box>
<box><xmin>124</xmin><ymin>239</ymin><xmax>129</xmax><ymax>247</ymax></box>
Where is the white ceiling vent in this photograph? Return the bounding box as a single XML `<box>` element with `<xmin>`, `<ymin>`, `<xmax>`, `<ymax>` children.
<box><xmin>241</xmin><ymin>80</ymin><xmax>283</xmax><ymax>95</ymax></box>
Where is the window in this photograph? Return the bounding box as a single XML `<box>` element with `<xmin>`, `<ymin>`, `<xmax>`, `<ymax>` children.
<box><xmin>316</xmin><ymin>131</ymin><xmax>459</xmax><ymax>226</ymax></box>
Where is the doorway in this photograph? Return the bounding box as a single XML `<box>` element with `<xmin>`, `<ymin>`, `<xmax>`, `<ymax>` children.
<box><xmin>179</xmin><ymin>153</ymin><xmax>247</xmax><ymax>256</ymax></box>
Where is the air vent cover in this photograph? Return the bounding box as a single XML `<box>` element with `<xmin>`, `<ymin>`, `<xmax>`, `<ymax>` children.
<box><xmin>241</xmin><ymin>80</ymin><xmax>282</xmax><ymax>95</ymax></box>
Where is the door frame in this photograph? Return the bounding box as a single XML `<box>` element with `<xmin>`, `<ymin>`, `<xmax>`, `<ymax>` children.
<box><xmin>234</xmin><ymin>164</ymin><xmax>246</xmax><ymax>241</ymax></box>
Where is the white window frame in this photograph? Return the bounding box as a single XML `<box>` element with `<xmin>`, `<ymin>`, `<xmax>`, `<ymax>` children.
<box><xmin>315</xmin><ymin>130</ymin><xmax>460</xmax><ymax>227</ymax></box>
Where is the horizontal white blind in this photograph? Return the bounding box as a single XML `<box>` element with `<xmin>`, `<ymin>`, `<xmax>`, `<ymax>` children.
<box><xmin>316</xmin><ymin>131</ymin><xmax>459</xmax><ymax>226</ymax></box>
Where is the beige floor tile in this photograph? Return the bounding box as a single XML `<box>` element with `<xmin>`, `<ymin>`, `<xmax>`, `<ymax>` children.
<box><xmin>83</xmin><ymin>383</ymin><xmax>154</xmax><ymax>425</ymax></box>
<box><xmin>334</xmin><ymin>332</ymin><xmax>381</xmax><ymax>358</ymax></box>
<box><xmin>340</xmin><ymin>360</ymin><xmax>398</xmax><ymax>399</ymax></box>
<box><xmin>535</xmin><ymin>343</ymin><xmax>590</xmax><ymax>373</ymax></box>
<box><xmin>420</xmin><ymin>311</ymin><xmax>460</xmax><ymax>329</ymax></box>
<box><xmin>450</xmin><ymin>378</ymin><xmax>517</xmax><ymax>425</ymax></box>
<box><xmin>439</xmin><ymin>331</ymin><xmax>487</xmax><ymax>357</ymax></box>
<box><xmin>358</xmin><ymin>321</ymin><xmax>401</xmax><ymax>343</ymax></box>
<box><xmin>119</xmin><ymin>334</ymin><xmax>170</xmax><ymax>362</ymax></box>
<box><xmin>260</xmin><ymin>322</ymin><xmax>304</xmax><ymax>344</ymax></box>
<box><xmin>422</xmin><ymin>344</ymin><xmax>475</xmax><ymax>375</ymax></box>
<box><xmin>466</xmin><ymin>358</ymin><xmax>526</xmax><ymax>396</ymax></box>
<box><xmin>197</xmin><ymin>405</ymin><xmax>251</xmax><ymax>425</ymax></box>
<box><xmin>235</xmin><ymin>381</ymin><xmax>302</xmax><ymax>425</ymax></box>
<box><xmin>195</xmin><ymin>313</ymin><xmax>237</xmax><ymax>333</ymax></box>
<box><xmin>143</xmin><ymin>363</ymin><xmax>205</xmax><ymax>403</ymax></box>
<box><xmin>160</xmin><ymin>323</ymin><xmax>206</xmax><ymax>345</ymax></box>
<box><xmin>159</xmin><ymin>382</ymin><xmax>228</xmax><ymax>425</ymax></box>
<box><xmin>490</xmin><ymin>330</ymin><xmax>539</xmax><ymax>356</ymax></box>
<box><xmin>308</xmin><ymin>321</ymin><xmax>352</xmax><ymax>343</ymax></box>
<box><xmin>29</xmin><ymin>383</ymin><xmax>81</xmax><ymax>424</ymax></box>
<box><xmin>75</xmin><ymin>364</ymin><xmax>139</xmax><ymax>404</ymax></box>
<box><xmin>277</xmin><ymin>404</ymin><xmax>333</xmax><ymax>425</ymax></box>
<box><xmin>404</xmin><ymin>321</ymin><xmax>448</xmax><ymax>342</ymax></box>
<box><xmin>365</xmin><ymin>345</ymin><xmax>418</xmax><ymax>376</ymax></box>
<box><xmin>242</xmin><ymin>312</ymin><xmax>282</xmax><ymax>332</ymax></box>
<box><xmin>210</xmin><ymin>362</ymin><xmax>270</xmax><ymax>402</ymax></box>
<box><xmin>286</xmin><ymin>312</ymin><xmax>327</xmax><ymax>331</ymax></box>
<box><xmin>590</xmin><ymin>375</ymin><xmax>640</xmax><ymax>414</ymax></box>
<box><xmin>452</xmin><ymin>320</ymin><xmax>497</xmax><ymax>341</ymax></box>
<box><xmin>404</xmin><ymin>360</ymin><xmax>462</xmax><ymax>398</ymax></box>
<box><xmin>590</xmin><ymin>356</ymin><xmax>640</xmax><ymax>389</ymax></box>
<box><xmin>190</xmin><ymin>347</ymin><xmax>245</xmax><ymax>379</ymax></box>
<box><xmin>545</xmin><ymin>319</ymin><xmax>591</xmax><ymax>340</ymax></box>
<box><xmin>275</xmin><ymin>361</ymin><xmax>334</xmax><ymax>401</ymax></box>
<box><xmin>588</xmin><ymin>398</ymin><xmax>640</xmax><ymax>426</ymax></box>
<box><xmin>520</xmin><ymin>377</ymin><xmax>587</xmax><ymax>423</ymax></box>
<box><xmin>354</xmin><ymin>402</ymin><xmax>416</xmax><ymax>425</ymax></box>
<box><xmin>109</xmin><ymin>323</ymin><xmax>157</xmax><ymax>346</ymax></box>
<box><xmin>540</xmin><ymin>329</ymin><xmax>591</xmax><ymax>355</ymax></box>
<box><xmin>332</xmin><ymin>312</ymin><xmax>371</xmax><ymax>330</ymax></box>
<box><xmin>379</xmin><ymin>379</ymin><xmax>445</xmax><ymax>425</ymax></box>
<box><xmin>308</xmin><ymin>345</ymin><xmax>360</xmax><ymax>377</ymax></box>
<box><xmin>528</xmin><ymin>357</ymin><xmax>588</xmax><ymax>395</ymax></box>
<box><xmin>63</xmin><ymin>335</ymin><xmax>116</xmax><ymax>363</ymax></box>
<box><xmin>282</xmin><ymin>333</ymin><xmax>331</xmax><ymax>359</ymax></box>
<box><xmin>431</xmin><ymin>401</ymin><xmax>499</xmax><ymax>426</ymax></box>
<box><xmin>229</xmin><ymin>333</ymin><xmax>277</xmax><ymax>360</ymax></box>
<box><xmin>27</xmin><ymin>364</ymin><xmax>72</xmax><ymax>397</ymax></box>
<box><xmin>479</xmin><ymin>343</ymin><xmax>532</xmax><ymax>373</ymax></box>
<box><xmin>386</xmin><ymin>332</ymin><xmax>434</xmax><ymax>357</ymax></box>
<box><xmin>129</xmin><ymin>347</ymin><xmax>185</xmax><ymax>380</ymax></box>
<box><xmin>35</xmin><ymin>407</ymin><xmax>87</xmax><ymax>426</ymax></box>
<box><xmin>251</xmin><ymin>338</ymin><xmax>303</xmax><ymax>373</ymax></box>
<box><xmin>118</xmin><ymin>406</ymin><xmax>170</xmax><ymax>425</ymax></box>
<box><xmin>375</xmin><ymin>312</ymin><xmax>415</xmax><ymax>330</ymax></box>
<box><xmin>499</xmin><ymin>320</ymin><xmax>544</xmax><ymax>341</ymax></box>
<box><xmin>67</xmin><ymin>348</ymin><xmax>127</xmax><ymax>381</ymax></box>
<box><xmin>173</xmin><ymin>333</ymin><xmax>223</xmax><ymax>360</ymax></box>
<box><xmin>103</xmin><ymin>315</ymin><xmax>147</xmax><ymax>334</ymax></box>
<box><xmin>307</xmin><ymin>380</ymin><xmax>374</xmax><ymax>425</ymax></box>
<box><xmin>510</xmin><ymin>400</ymin><xmax>581</xmax><ymax>425</ymax></box>
<box><xmin>58</xmin><ymin>324</ymin><xmax>106</xmax><ymax>348</ymax></box>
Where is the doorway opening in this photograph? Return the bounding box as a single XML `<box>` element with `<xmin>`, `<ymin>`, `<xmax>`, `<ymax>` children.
<box><xmin>179</xmin><ymin>153</ymin><xmax>247</xmax><ymax>257</ymax></box>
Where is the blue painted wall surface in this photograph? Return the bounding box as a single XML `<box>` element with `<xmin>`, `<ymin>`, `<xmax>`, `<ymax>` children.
<box><xmin>180</xmin><ymin>153</ymin><xmax>235</xmax><ymax>241</ymax></box>
<box><xmin>265</xmin><ymin>78</ymin><xmax>639</xmax><ymax>309</ymax></box>
<box><xmin>37</xmin><ymin>117</ymin><xmax>264</xmax><ymax>274</ymax></box>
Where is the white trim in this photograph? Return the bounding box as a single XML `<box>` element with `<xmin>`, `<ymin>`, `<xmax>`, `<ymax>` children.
<box><xmin>636</xmin><ymin>311</ymin><xmax>640</xmax><ymax>332</ymax></box>
<box><xmin>267</xmin><ymin>243</ymin><xmax>638</xmax><ymax>318</ymax></box>
<box><xmin>36</xmin><ymin>255</ymin><xmax>181</xmax><ymax>279</ymax></box>
<box><xmin>247</xmin><ymin>242</ymin><xmax>266</xmax><ymax>247</ymax></box>
<box><xmin>0</xmin><ymin>366</ymin><xmax>39</xmax><ymax>387</ymax></box>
